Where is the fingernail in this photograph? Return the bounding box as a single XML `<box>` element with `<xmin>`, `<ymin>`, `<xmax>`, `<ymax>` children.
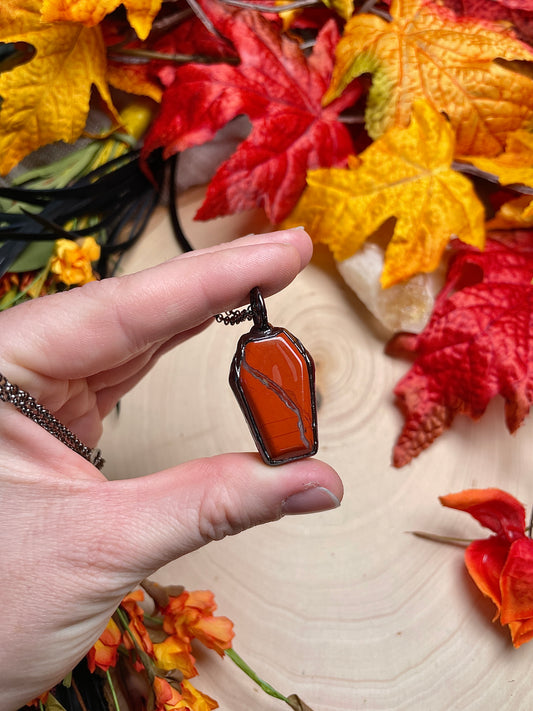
<box><xmin>282</xmin><ymin>485</ymin><xmax>340</xmax><ymax>516</ymax></box>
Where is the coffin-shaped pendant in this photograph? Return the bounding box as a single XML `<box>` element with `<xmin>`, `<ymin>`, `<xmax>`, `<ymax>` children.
<box><xmin>229</xmin><ymin>288</ymin><xmax>318</xmax><ymax>465</ymax></box>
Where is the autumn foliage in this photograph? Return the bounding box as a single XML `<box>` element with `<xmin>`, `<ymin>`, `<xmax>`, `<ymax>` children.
<box><xmin>4</xmin><ymin>0</ymin><xmax>533</xmax><ymax>464</ymax></box>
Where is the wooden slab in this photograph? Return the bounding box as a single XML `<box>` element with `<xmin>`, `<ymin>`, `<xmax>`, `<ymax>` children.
<box><xmin>99</xmin><ymin>187</ymin><xmax>533</xmax><ymax>710</ymax></box>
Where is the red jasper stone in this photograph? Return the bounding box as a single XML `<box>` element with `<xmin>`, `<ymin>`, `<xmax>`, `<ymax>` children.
<box><xmin>230</xmin><ymin>326</ymin><xmax>318</xmax><ymax>465</ymax></box>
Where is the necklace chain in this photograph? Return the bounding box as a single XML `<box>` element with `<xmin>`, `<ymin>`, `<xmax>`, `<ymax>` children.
<box><xmin>214</xmin><ymin>305</ymin><xmax>253</xmax><ymax>326</ymax></box>
<box><xmin>0</xmin><ymin>373</ymin><xmax>105</xmax><ymax>470</ymax></box>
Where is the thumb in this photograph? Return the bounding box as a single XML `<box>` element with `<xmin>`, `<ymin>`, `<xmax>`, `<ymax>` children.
<box><xmin>110</xmin><ymin>453</ymin><xmax>343</xmax><ymax>577</ymax></box>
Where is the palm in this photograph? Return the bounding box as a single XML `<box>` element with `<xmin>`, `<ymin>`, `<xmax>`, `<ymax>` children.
<box><xmin>0</xmin><ymin>230</ymin><xmax>343</xmax><ymax>709</ymax></box>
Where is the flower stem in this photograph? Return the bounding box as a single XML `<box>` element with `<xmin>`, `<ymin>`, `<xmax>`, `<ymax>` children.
<box><xmin>115</xmin><ymin>606</ymin><xmax>156</xmax><ymax>683</ymax></box>
<box><xmin>409</xmin><ymin>530</ymin><xmax>472</xmax><ymax>546</ymax></box>
<box><xmin>106</xmin><ymin>669</ymin><xmax>121</xmax><ymax>711</ymax></box>
<box><xmin>225</xmin><ymin>648</ymin><xmax>290</xmax><ymax>703</ymax></box>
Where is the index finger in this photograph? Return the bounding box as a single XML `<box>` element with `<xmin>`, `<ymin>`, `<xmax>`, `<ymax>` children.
<box><xmin>1</xmin><ymin>228</ymin><xmax>313</xmax><ymax>379</ymax></box>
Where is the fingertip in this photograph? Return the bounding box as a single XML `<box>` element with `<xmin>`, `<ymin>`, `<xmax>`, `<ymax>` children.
<box><xmin>276</xmin><ymin>457</ymin><xmax>344</xmax><ymax>515</ymax></box>
<box><xmin>263</xmin><ymin>227</ymin><xmax>313</xmax><ymax>270</ymax></box>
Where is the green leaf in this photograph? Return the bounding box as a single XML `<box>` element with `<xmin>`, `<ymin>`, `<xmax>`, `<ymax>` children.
<box><xmin>45</xmin><ymin>694</ymin><xmax>68</xmax><ymax>711</ymax></box>
<box><xmin>7</xmin><ymin>240</ymin><xmax>54</xmax><ymax>271</ymax></box>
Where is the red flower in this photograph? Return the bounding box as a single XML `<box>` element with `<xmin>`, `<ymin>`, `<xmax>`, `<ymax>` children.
<box><xmin>441</xmin><ymin>488</ymin><xmax>533</xmax><ymax>647</ymax></box>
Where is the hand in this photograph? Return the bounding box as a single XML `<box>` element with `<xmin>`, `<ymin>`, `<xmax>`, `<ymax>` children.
<box><xmin>0</xmin><ymin>229</ymin><xmax>343</xmax><ymax>709</ymax></box>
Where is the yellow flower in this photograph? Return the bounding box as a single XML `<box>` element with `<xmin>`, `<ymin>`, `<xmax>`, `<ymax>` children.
<box><xmin>152</xmin><ymin>678</ymin><xmax>218</xmax><ymax>711</ymax></box>
<box><xmin>179</xmin><ymin>680</ymin><xmax>218</xmax><ymax>711</ymax></box>
<box><xmin>153</xmin><ymin>635</ymin><xmax>197</xmax><ymax>678</ymax></box>
<box><xmin>50</xmin><ymin>237</ymin><xmax>100</xmax><ymax>286</ymax></box>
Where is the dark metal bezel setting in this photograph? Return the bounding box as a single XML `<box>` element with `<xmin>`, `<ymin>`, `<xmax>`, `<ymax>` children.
<box><xmin>229</xmin><ymin>324</ymin><xmax>319</xmax><ymax>466</ymax></box>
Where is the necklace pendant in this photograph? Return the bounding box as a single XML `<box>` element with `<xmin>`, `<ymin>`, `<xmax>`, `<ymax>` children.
<box><xmin>229</xmin><ymin>288</ymin><xmax>318</xmax><ymax>466</ymax></box>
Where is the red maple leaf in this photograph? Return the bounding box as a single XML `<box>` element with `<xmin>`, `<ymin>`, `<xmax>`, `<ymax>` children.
<box><xmin>141</xmin><ymin>0</ymin><xmax>360</xmax><ymax>223</ymax></box>
<box><xmin>440</xmin><ymin>0</ymin><xmax>533</xmax><ymax>43</ymax></box>
<box><xmin>386</xmin><ymin>232</ymin><xmax>533</xmax><ymax>467</ymax></box>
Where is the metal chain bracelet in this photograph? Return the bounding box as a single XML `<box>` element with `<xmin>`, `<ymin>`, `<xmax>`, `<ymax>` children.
<box><xmin>0</xmin><ymin>372</ymin><xmax>105</xmax><ymax>470</ymax></box>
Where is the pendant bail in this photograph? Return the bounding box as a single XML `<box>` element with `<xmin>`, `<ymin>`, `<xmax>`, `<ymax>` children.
<box><xmin>250</xmin><ymin>287</ymin><xmax>270</xmax><ymax>332</ymax></box>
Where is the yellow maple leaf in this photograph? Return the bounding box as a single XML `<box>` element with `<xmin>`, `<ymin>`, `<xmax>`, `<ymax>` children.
<box><xmin>323</xmin><ymin>0</ymin><xmax>533</xmax><ymax>156</ymax></box>
<box><xmin>106</xmin><ymin>62</ymin><xmax>163</xmax><ymax>103</ymax></box>
<box><xmin>284</xmin><ymin>101</ymin><xmax>485</xmax><ymax>288</ymax></box>
<box><xmin>41</xmin><ymin>0</ymin><xmax>162</xmax><ymax>41</ymax></box>
<box><xmin>460</xmin><ymin>129</ymin><xmax>533</xmax><ymax>192</ymax></box>
<box><xmin>0</xmin><ymin>0</ymin><xmax>118</xmax><ymax>176</ymax></box>
<box><xmin>486</xmin><ymin>195</ymin><xmax>533</xmax><ymax>230</ymax></box>
<box><xmin>460</xmin><ymin>129</ymin><xmax>533</xmax><ymax>224</ymax></box>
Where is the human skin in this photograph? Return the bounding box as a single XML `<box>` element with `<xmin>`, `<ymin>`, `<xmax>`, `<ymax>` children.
<box><xmin>0</xmin><ymin>228</ymin><xmax>343</xmax><ymax>708</ymax></box>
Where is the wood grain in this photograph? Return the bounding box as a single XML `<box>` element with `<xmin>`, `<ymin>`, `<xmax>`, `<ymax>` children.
<box><xmin>99</xmin><ymin>188</ymin><xmax>533</xmax><ymax>711</ymax></box>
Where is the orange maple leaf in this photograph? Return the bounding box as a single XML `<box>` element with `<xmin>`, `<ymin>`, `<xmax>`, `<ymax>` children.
<box><xmin>41</xmin><ymin>0</ymin><xmax>162</xmax><ymax>41</ymax></box>
<box><xmin>0</xmin><ymin>0</ymin><xmax>118</xmax><ymax>175</ymax></box>
<box><xmin>323</xmin><ymin>0</ymin><xmax>533</xmax><ymax>156</ymax></box>
<box><xmin>284</xmin><ymin>101</ymin><xmax>485</xmax><ymax>287</ymax></box>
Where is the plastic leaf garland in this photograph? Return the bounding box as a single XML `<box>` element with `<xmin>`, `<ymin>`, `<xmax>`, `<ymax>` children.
<box><xmin>284</xmin><ymin>100</ymin><xmax>485</xmax><ymax>287</ymax></box>
<box><xmin>141</xmin><ymin>0</ymin><xmax>360</xmax><ymax>223</ymax></box>
<box><xmin>439</xmin><ymin>489</ymin><xmax>533</xmax><ymax>648</ymax></box>
<box><xmin>0</xmin><ymin>0</ymin><xmax>118</xmax><ymax>175</ymax></box>
<box><xmin>387</xmin><ymin>232</ymin><xmax>533</xmax><ymax>467</ymax></box>
<box><xmin>323</xmin><ymin>0</ymin><xmax>533</xmax><ymax>155</ymax></box>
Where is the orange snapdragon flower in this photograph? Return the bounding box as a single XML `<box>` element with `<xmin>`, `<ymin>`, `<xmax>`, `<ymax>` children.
<box><xmin>50</xmin><ymin>237</ymin><xmax>100</xmax><ymax>285</ymax></box>
<box><xmin>153</xmin><ymin>634</ymin><xmax>198</xmax><ymax>678</ymax></box>
<box><xmin>153</xmin><ymin>677</ymin><xmax>185</xmax><ymax>711</ymax></box>
<box><xmin>161</xmin><ymin>590</ymin><xmax>234</xmax><ymax>656</ymax></box>
<box><xmin>121</xmin><ymin>590</ymin><xmax>154</xmax><ymax>660</ymax></box>
<box><xmin>26</xmin><ymin>691</ymin><xmax>49</xmax><ymax>707</ymax></box>
<box><xmin>87</xmin><ymin>617</ymin><xmax>122</xmax><ymax>673</ymax></box>
<box><xmin>179</xmin><ymin>679</ymin><xmax>218</xmax><ymax>711</ymax></box>
<box><xmin>0</xmin><ymin>272</ymin><xmax>18</xmax><ymax>299</ymax></box>
<box><xmin>441</xmin><ymin>488</ymin><xmax>533</xmax><ymax>647</ymax></box>
<box><xmin>153</xmin><ymin>677</ymin><xmax>218</xmax><ymax>711</ymax></box>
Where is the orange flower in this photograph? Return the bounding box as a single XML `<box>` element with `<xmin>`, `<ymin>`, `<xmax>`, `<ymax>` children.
<box><xmin>121</xmin><ymin>590</ymin><xmax>154</xmax><ymax>658</ymax></box>
<box><xmin>162</xmin><ymin>590</ymin><xmax>234</xmax><ymax>656</ymax></box>
<box><xmin>153</xmin><ymin>635</ymin><xmax>198</xmax><ymax>679</ymax></box>
<box><xmin>153</xmin><ymin>677</ymin><xmax>185</xmax><ymax>711</ymax></box>
<box><xmin>0</xmin><ymin>272</ymin><xmax>18</xmax><ymax>299</ymax></box>
<box><xmin>153</xmin><ymin>677</ymin><xmax>218</xmax><ymax>711</ymax></box>
<box><xmin>26</xmin><ymin>691</ymin><xmax>50</xmax><ymax>707</ymax></box>
<box><xmin>87</xmin><ymin>617</ymin><xmax>122</xmax><ymax>672</ymax></box>
<box><xmin>50</xmin><ymin>237</ymin><xmax>100</xmax><ymax>286</ymax></box>
<box><xmin>441</xmin><ymin>488</ymin><xmax>533</xmax><ymax>647</ymax></box>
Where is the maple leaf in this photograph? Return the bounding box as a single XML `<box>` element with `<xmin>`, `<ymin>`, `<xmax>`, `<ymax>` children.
<box><xmin>321</xmin><ymin>0</ymin><xmax>354</xmax><ymax>21</ymax></box>
<box><xmin>0</xmin><ymin>0</ymin><xmax>118</xmax><ymax>176</ymax></box>
<box><xmin>442</xmin><ymin>0</ymin><xmax>533</xmax><ymax>15</ymax></box>
<box><xmin>487</xmin><ymin>195</ymin><xmax>533</xmax><ymax>231</ymax></box>
<box><xmin>141</xmin><ymin>0</ymin><xmax>360</xmax><ymax>224</ymax></box>
<box><xmin>143</xmin><ymin>14</ymin><xmax>236</xmax><ymax>89</ymax></box>
<box><xmin>460</xmin><ymin>130</ymin><xmax>533</xmax><ymax>217</ymax></box>
<box><xmin>323</xmin><ymin>0</ymin><xmax>533</xmax><ymax>156</ymax></box>
<box><xmin>387</xmin><ymin>232</ymin><xmax>533</xmax><ymax>467</ymax></box>
<box><xmin>284</xmin><ymin>100</ymin><xmax>485</xmax><ymax>287</ymax></box>
<box><xmin>41</xmin><ymin>0</ymin><xmax>162</xmax><ymax>41</ymax></box>
<box><xmin>106</xmin><ymin>60</ymin><xmax>163</xmax><ymax>103</ymax></box>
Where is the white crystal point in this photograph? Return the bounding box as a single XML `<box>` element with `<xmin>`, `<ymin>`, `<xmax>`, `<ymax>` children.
<box><xmin>337</xmin><ymin>243</ymin><xmax>445</xmax><ymax>334</ymax></box>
